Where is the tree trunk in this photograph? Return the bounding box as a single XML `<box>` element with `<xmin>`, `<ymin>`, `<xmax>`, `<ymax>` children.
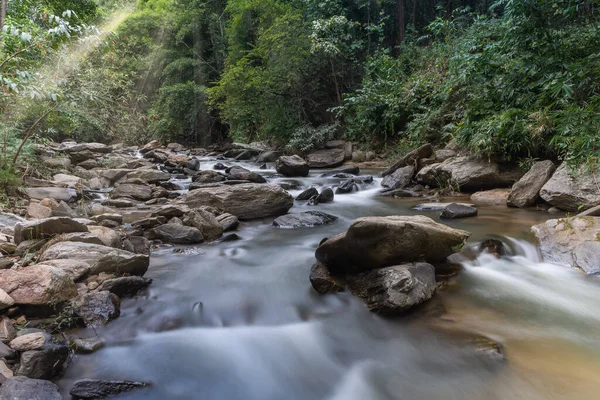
<box><xmin>412</xmin><ymin>0</ymin><xmax>417</xmax><ymax>28</ymax></box>
<box><xmin>397</xmin><ymin>0</ymin><xmax>405</xmax><ymax>43</ymax></box>
<box><xmin>0</xmin><ymin>0</ymin><xmax>7</xmax><ymax>31</ymax></box>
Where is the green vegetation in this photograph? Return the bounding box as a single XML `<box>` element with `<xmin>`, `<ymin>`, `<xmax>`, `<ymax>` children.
<box><xmin>1</xmin><ymin>0</ymin><xmax>599</xmax><ymax>181</ymax></box>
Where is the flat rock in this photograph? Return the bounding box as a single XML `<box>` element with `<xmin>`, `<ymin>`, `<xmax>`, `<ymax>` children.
<box><xmin>64</xmin><ymin>142</ymin><xmax>112</xmax><ymax>153</ymax></box>
<box><xmin>532</xmin><ymin>217</ymin><xmax>600</xmax><ymax>275</ymax></box>
<box><xmin>347</xmin><ymin>263</ymin><xmax>436</xmax><ymax>315</ymax></box>
<box><xmin>539</xmin><ymin>163</ymin><xmax>600</xmax><ymax>211</ymax></box>
<box><xmin>25</xmin><ymin>187</ymin><xmax>77</xmax><ymax>202</ymax></box>
<box><xmin>307</xmin><ymin>148</ymin><xmax>345</xmax><ymax>168</ymax></box>
<box><xmin>470</xmin><ymin>189</ymin><xmax>511</xmax><ymax>205</ymax></box>
<box><xmin>40</xmin><ymin>242</ymin><xmax>149</xmax><ymax>277</ymax></box>
<box><xmin>70</xmin><ymin>379</ymin><xmax>151</xmax><ymax>399</ymax></box>
<box><xmin>14</xmin><ymin>217</ymin><xmax>89</xmax><ymax>244</ymax></box>
<box><xmin>0</xmin><ymin>376</ymin><xmax>62</xmax><ymax>400</ymax></box>
<box><xmin>413</xmin><ymin>202</ymin><xmax>474</xmax><ymax>211</ymax></box>
<box><xmin>181</xmin><ymin>183</ymin><xmax>293</xmax><ymax>220</ymax></box>
<box><xmin>273</xmin><ymin>211</ymin><xmax>338</xmax><ymax>228</ymax></box>
<box><xmin>508</xmin><ymin>160</ymin><xmax>556</xmax><ymax>208</ymax></box>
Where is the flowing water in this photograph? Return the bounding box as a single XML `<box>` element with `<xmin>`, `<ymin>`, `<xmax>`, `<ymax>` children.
<box><xmin>57</xmin><ymin>159</ymin><xmax>600</xmax><ymax>399</ymax></box>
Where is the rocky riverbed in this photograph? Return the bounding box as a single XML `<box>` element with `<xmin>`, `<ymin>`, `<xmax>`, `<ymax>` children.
<box><xmin>0</xmin><ymin>139</ymin><xmax>598</xmax><ymax>399</ymax></box>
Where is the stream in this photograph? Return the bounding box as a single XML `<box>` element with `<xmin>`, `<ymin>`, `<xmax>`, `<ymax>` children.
<box><xmin>57</xmin><ymin>159</ymin><xmax>600</xmax><ymax>399</ymax></box>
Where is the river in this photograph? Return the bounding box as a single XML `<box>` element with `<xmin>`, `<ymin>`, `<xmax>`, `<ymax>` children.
<box><xmin>57</xmin><ymin>159</ymin><xmax>600</xmax><ymax>399</ymax></box>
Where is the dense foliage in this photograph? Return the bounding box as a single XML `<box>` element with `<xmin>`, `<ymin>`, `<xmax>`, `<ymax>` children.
<box><xmin>1</xmin><ymin>0</ymin><xmax>599</xmax><ymax>172</ymax></box>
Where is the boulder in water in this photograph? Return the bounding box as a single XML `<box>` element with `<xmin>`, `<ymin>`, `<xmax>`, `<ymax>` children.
<box><xmin>275</xmin><ymin>155</ymin><xmax>309</xmax><ymax>177</ymax></box>
<box><xmin>440</xmin><ymin>204</ymin><xmax>478</xmax><ymax>219</ymax></box>
<box><xmin>273</xmin><ymin>211</ymin><xmax>338</xmax><ymax>228</ymax></box>
<box><xmin>347</xmin><ymin>262</ymin><xmax>436</xmax><ymax>315</ymax></box>
<box><xmin>72</xmin><ymin>291</ymin><xmax>121</xmax><ymax>328</ymax></box>
<box><xmin>296</xmin><ymin>187</ymin><xmax>318</xmax><ymax>201</ymax></box>
<box><xmin>381</xmin><ymin>165</ymin><xmax>415</xmax><ymax>190</ymax></box>
<box><xmin>507</xmin><ymin>160</ymin><xmax>556</xmax><ymax>208</ymax></box>
<box><xmin>309</xmin><ymin>263</ymin><xmax>344</xmax><ymax>294</ymax></box>
<box><xmin>226</xmin><ymin>166</ymin><xmax>266</xmax><ymax>183</ymax></box>
<box><xmin>532</xmin><ymin>216</ymin><xmax>600</xmax><ymax>275</ymax></box>
<box><xmin>316</xmin><ymin>188</ymin><xmax>334</xmax><ymax>203</ymax></box>
<box><xmin>70</xmin><ymin>379</ymin><xmax>151</xmax><ymax>399</ymax></box>
<box><xmin>316</xmin><ymin>215</ymin><xmax>470</xmax><ymax>274</ymax></box>
<box><xmin>183</xmin><ymin>208</ymin><xmax>223</xmax><ymax>241</ymax></box>
<box><xmin>181</xmin><ymin>183</ymin><xmax>293</xmax><ymax>220</ymax></box>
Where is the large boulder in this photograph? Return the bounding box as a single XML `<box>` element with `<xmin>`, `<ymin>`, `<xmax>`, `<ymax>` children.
<box><xmin>0</xmin><ymin>376</ymin><xmax>62</xmax><ymax>400</ymax></box>
<box><xmin>382</xmin><ymin>144</ymin><xmax>433</xmax><ymax>177</ymax></box>
<box><xmin>181</xmin><ymin>183</ymin><xmax>293</xmax><ymax>220</ymax></box>
<box><xmin>315</xmin><ymin>216</ymin><xmax>470</xmax><ymax>274</ymax></box>
<box><xmin>273</xmin><ymin>211</ymin><xmax>338</xmax><ymax>228</ymax></box>
<box><xmin>0</xmin><ymin>265</ymin><xmax>77</xmax><ymax>305</ymax></box>
<box><xmin>531</xmin><ymin>217</ymin><xmax>600</xmax><ymax>275</ymax></box>
<box><xmin>25</xmin><ymin>187</ymin><xmax>77</xmax><ymax>202</ymax></box>
<box><xmin>275</xmin><ymin>155</ymin><xmax>309</xmax><ymax>177</ymax></box>
<box><xmin>416</xmin><ymin>157</ymin><xmax>517</xmax><ymax>191</ymax></box>
<box><xmin>307</xmin><ymin>148</ymin><xmax>345</xmax><ymax>168</ymax></box>
<box><xmin>40</xmin><ymin>242</ymin><xmax>149</xmax><ymax>277</ymax></box>
<box><xmin>17</xmin><ymin>343</ymin><xmax>69</xmax><ymax>379</ymax></box>
<box><xmin>72</xmin><ymin>291</ymin><xmax>121</xmax><ymax>328</ymax></box>
<box><xmin>148</xmin><ymin>224</ymin><xmax>203</xmax><ymax>244</ymax></box>
<box><xmin>111</xmin><ymin>183</ymin><xmax>153</xmax><ymax>201</ymax></box>
<box><xmin>381</xmin><ymin>166</ymin><xmax>415</xmax><ymax>190</ymax></box>
<box><xmin>347</xmin><ymin>263</ymin><xmax>436</xmax><ymax>315</ymax></box>
<box><xmin>14</xmin><ymin>217</ymin><xmax>89</xmax><ymax>244</ymax></box>
<box><xmin>539</xmin><ymin>163</ymin><xmax>600</xmax><ymax>211</ymax></box>
<box><xmin>508</xmin><ymin>160</ymin><xmax>556</xmax><ymax>208</ymax></box>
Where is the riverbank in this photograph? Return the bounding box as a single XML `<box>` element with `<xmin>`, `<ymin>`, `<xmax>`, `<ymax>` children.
<box><xmin>0</xmin><ymin>140</ymin><xmax>598</xmax><ymax>398</ymax></box>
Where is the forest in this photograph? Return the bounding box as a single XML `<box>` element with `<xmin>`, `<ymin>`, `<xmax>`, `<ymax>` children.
<box><xmin>1</xmin><ymin>0</ymin><xmax>599</xmax><ymax>184</ymax></box>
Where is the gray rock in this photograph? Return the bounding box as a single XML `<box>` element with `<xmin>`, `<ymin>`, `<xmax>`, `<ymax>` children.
<box><xmin>182</xmin><ymin>209</ymin><xmax>223</xmax><ymax>241</ymax></box>
<box><xmin>101</xmin><ymin>199</ymin><xmax>136</xmax><ymax>208</ymax></box>
<box><xmin>88</xmin><ymin>226</ymin><xmax>122</xmax><ymax>248</ymax></box>
<box><xmin>17</xmin><ymin>341</ymin><xmax>69</xmax><ymax>379</ymax></box>
<box><xmin>0</xmin><ymin>376</ymin><xmax>61</xmax><ymax>400</ymax></box>
<box><xmin>382</xmin><ymin>144</ymin><xmax>433</xmax><ymax>177</ymax></box>
<box><xmin>14</xmin><ymin>217</ymin><xmax>89</xmax><ymax>244</ymax></box>
<box><xmin>309</xmin><ymin>263</ymin><xmax>343</xmax><ymax>294</ymax></box>
<box><xmin>14</xmin><ymin>239</ymin><xmax>48</xmax><ymax>256</ymax></box>
<box><xmin>440</xmin><ymin>203</ymin><xmax>478</xmax><ymax>219</ymax></box>
<box><xmin>347</xmin><ymin>262</ymin><xmax>436</xmax><ymax>315</ymax></box>
<box><xmin>273</xmin><ymin>211</ymin><xmax>338</xmax><ymax>228</ymax></box>
<box><xmin>416</xmin><ymin>157</ymin><xmax>518</xmax><ymax>191</ymax></box>
<box><xmin>72</xmin><ymin>338</ymin><xmax>105</xmax><ymax>354</ymax></box>
<box><xmin>151</xmin><ymin>205</ymin><xmax>189</xmax><ymax>219</ymax></box>
<box><xmin>64</xmin><ymin>142</ymin><xmax>112</xmax><ymax>154</ymax></box>
<box><xmin>41</xmin><ymin>259</ymin><xmax>92</xmax><ymax>282</ymax></box>
<box><xmin>40</xmin><ymin>242</ymin><xmax>149</xmax><ymax>277</ymax></box>
<box><xmin>73</xmin><ymin>291</ymin><xmax>121</xmax><ymax>327</ymax></box>
<box><xmin>111</xmin><ymin>183</ymin><xmax>153</xmax><ymax>201</ymax></box>
<box><xmin>182</xmin><ymin>183</ymin><xmax>293</xmax><ymax>220</ymax></box>
<box><xmin>124</xmin><ymin>169</ymin><xmax>171</xmax><ymax>183</ymax></box>
<box><xmin>256</xmin><ymin>150</ymin><xmax>282</xmax><ymax>163</ymax></box>
<box><xmin>275</xmin><ymin>155</ymin><xmax>309</xmax><ymax>177</ymax></box>
<box><xmin>508</xmin><ymin>160</ymin><xmax>556</xmax><ymax>208</ymax></box>
<box><xmin>316</xmin><ymin>216</ymin><xmax>470</xmax><ymax>274</ymax></box>
<box><xmin>307</xmin><ymin>148</ymin><xmax>345</xmax><ymax>168</ymax></box>
<box><xmin>532</xmin><ymin>217</ymin><xmax>600</xmax><ymax>275</ymax></box>
<box><xmin>335</xmin><ymin>180</ymin><xmax>358</xmax><ymax>194</ymax></box>
<box><xmin>0</xmin><ymin>316</ymin><xmax>16</xmax><ymax>343</ymax></box>
<box><xmin>70</xmin><ymin>379</ymin><xmax>151</xmax><ymax>399</ymax></box>
<box><xmin>227</xmin><ymin>166</ymin><xmax>266</xmax><ymax>184</ymax></box>
<box><xmin>435</xmin><ymin>149</ymin><xmax>457</xmax><ymax>162</ymax></box>
<box><xmin>316</xmin><ymin>188</ymin><xmax>334</xmax><ymax>203</ymax></box>
<box><xmin>132</xmin><ymin>216</ymin><xmax>167</xmax><ymax>230</ymax></box>
<box><xmin>193</xmin><ymin>170</ymin><xmax>226</xmax><ymax>184</ymax></box>
<box><xmin>25</xmin><ymin>187</ymin><xmax>77</xmax><ymax>202</ymax></box>
<box><xmin>539</xmin><ymin>163</ymin><xmax>600</xmax><ymax>211</ymax></box>
<box><xmin>470</xmin><ymin>189</ymin><xmax>511</xmax><ymax>205</ymax></box>
<box><xmin>97</xmin><ymin>276</ymin><xmax>152</xmax><ymax>298</ymax></box>
<box><xmin>216</xmin><ymin>213</ymin><xmax>239</xmax><ymax>232</ymax></box>
<box><xmin>148</xmin><ymin>224</ymin><xmax>204</xmax><ymax>244</ymax></box>
<box><xmin>296</xmin><ymin>187</ymin><xmax>318</xmax><ymax>201</ymax></box>
<box><xmin>381</xmin><ymin>165</ymin><xmax>415</xmax><ymax>190</ymax></box>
